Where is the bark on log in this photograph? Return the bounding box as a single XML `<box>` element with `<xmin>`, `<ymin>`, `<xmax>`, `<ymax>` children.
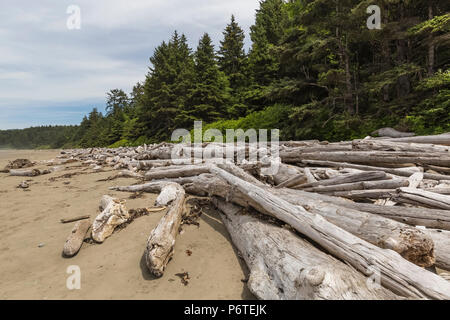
<box><xmin>63</xmin><ymin>219</ymin><xmax>91</xmax><ymax>257</ymax></box>
<box><xmin>209</xmin><ymin>165</ymin><xmax>450</xmax><ymax>299</ymax></box>
<box><xmin>145</xmin><ymin>182</ymin><xmax>186</xmax><ymax>277</ymax></box>
<box><xmin>214</xmin><ymin>199</ymin><xmax>398</xmax><ymax>300</ymax></box>
<box><xmin>91</xmin><ymin>196</ymin><xmax>129</xmax><ymax>243</ymax></box>
<box><xmin>422</xmin><ymin>229</ymin><xmax>450</xmax><ymax>271</ymax></box>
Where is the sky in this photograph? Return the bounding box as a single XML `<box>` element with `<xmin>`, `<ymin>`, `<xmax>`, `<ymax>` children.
<box><xmin>0</xmin><ymin>0</ymin><xmax>259</xmax><ymax>130</ymax></box>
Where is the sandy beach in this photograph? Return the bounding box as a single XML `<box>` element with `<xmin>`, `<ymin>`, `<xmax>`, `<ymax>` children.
<box><xmin>0</xmin><ymin>149</ymin><xmax>254</xmax><ymax>300</ymax></box>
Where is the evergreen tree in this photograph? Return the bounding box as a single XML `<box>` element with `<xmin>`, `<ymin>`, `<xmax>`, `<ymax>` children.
<box><xmin>248</xmin><ymin>0</ymin><xmax>287</xmax><ymax>86</ymax></box>
<box><xmin>218</xmin><ymin>15</ymin><xmax>248</xmax><ymax>95</ymax></box>
<box><xmin>139</xmin><ymin>31</ymin><xmax>195</xmax><ymax>141</ymax></box>
<box><xmin>179</xmin><ymin>33</ymin><xmax>230</xmax><ymax>124</ymax></box>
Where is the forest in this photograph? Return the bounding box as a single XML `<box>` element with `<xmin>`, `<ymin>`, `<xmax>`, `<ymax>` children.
<box><xmin>1</xmin><ymin>0</ymin><xmax>449</xmax><ymax>149</ymax></box>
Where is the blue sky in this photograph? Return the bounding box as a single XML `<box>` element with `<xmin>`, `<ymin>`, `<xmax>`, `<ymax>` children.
<box><xmin>0</xmin><ymin>0</ymin><xmax>259</xmax><ymax>129</ymax></box>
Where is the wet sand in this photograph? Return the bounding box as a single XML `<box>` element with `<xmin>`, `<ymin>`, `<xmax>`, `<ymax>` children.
<box><xmin>0</xmin><ymin>149</ymin><xmax>254</xmax><ymax>300</ymax></box>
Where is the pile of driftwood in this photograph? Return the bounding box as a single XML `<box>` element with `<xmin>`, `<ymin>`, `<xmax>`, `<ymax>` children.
<box><xmin>6</xmin><ymin>132</ymin><xmax>450</xmax><ymax>300</ymax></box>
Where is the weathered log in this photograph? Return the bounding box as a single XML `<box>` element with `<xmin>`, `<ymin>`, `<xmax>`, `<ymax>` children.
<box><xmin>371</xmin><ymin>128</ymin><xmax>415</xmax><ymax>138</ymax></box>
<box><xmin>386</xmin><ymin>133</ymin><xmax>450</xmax><ymax>146</ymax></box>
<box><xmin>303</xmin><ymin>179</ymin><xmax>409</xmax><ymax>193</ymax></box>
<box><xmin>296</xmin><ymin>171</ymin><xmax>388</xmax><ymax>189</ymax></box>
<box><xmin>112</xmin><ymin>171</ymin><xmax>435</xmax><ymax>267</ymax></box>
<box><xmin>144</xmin><ymin>165</ymin><xmax>210</xmax><ymax>181</ymax></box>
<box><xmin>209</xmin><ymin>165</ymin><xmax>450</xmax><ymax>299</ymax></box>
<box><xmin>422</xmin><ymin>229</ymin><xmax>450</xmax><ymax>271</ymax></box>
<box><xmin>288</xmin><ymin>190</ymin><xmax>450</xmax><ymax>231</ymax></box>
<box><xmin>91</xmin><ymin>196</ymin><xmax>129</xmax><ymax>243</ymax></box>
<box><xmin>267</xmin><ymin>190</ymin><xmax>435</xmax><ymax>268</ymax></box>
<box><xmin>145</xmin><ymin>182</ymin><xmax>186</xmax><ymax>277</ymax></box>
<box><xmin>63</xmin><ymin>219</ymin><xmax>91</xmax><ymax>257</ymax></box>
<box><xmin>353</xmin><ymin>140</ymin><xmax>450</xmax><ymax>153</ymax></box>
<box><xmin>325</xmin><ymin>189</ymin><xmax>396</xmax><ymax>199</ymax></box>
<box><xmin>395</xmin><ymin>188</ymin><xmax>450</xmax><ymax>210</ymax></box>
<box><xmin>60</xmin><ymin>215</ymin><xmax>90</xmax><ymax>224</ymax></box>
<box><xmin>99</xmin><ymin>170</ymin><xmax>143</xmax><ymax>181</ymax></box>
<box><xmin>214</xmin><ymin>199</ymin><xmax>398</xmax><ymax>300</ymax></box>
<box><xmin>300</xmin><ymin>160</ymin><xmax>423</xmax><ymax>177</ymax></box>
<box><xmin>282</xmin><ymin>151</ymin><xmax>450</xmax><ymax>167</ymax></box>
<box><xmin>9</xmin><ymin>169</ymin><xmax>42</xmax><ymax>177</ymax></box>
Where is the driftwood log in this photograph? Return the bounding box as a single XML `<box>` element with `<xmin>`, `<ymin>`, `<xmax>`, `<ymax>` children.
<box><xmin>112</xmin><ymin>170</ymin><xmax>436</xmax><ymax>267</ymax></box>
<box><xmin>63</xmin><ymin>219</ymin><xmax>91</xmax><ymax>257</ymax></box>
<box><xmin>91</xmin><ymin>196</ymin><xmax>129</xmax><ymax>243</ymax></box>
<box><xmin>144</xmin><ymin>182</ymin><xmax>186</xmax><ymax>277</ymax></box>
<box><xmin>214</xmin><ymin>199</ymin><xmax>398</xmax><ymax>300</ymax></box>
<box><xmin>209</xmin><ymin>166</ymin><xmax>450</xmax><ymax>299</ymax></box>
<box><xmin>422</xmin><ymin>229</ymin><xmax>450</xmax><ymax>271</ymax></box>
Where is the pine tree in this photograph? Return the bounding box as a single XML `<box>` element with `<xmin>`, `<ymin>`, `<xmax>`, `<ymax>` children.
<box><xmin>139</xmin><ymin>31</ymin><xmax>195</xmax><ymax>141</ymax></box>
<box><xmin>179</xmin><ymin>33</ymin><xmax>230</xmax><ymax>125</ymax></box>
<box><xmin>248</xmin><ymin>0</ymin><xmax>287</xmax><ymax>86</ymax></box>
<box><xmin>217</xmin><ymin>15</ymin><xmax>248</xmax><ymax>96</ymax></box>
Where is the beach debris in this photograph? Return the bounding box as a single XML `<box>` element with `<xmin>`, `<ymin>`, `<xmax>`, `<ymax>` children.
<box><xmin>38</xmin><ymin>243</ymin><xmax>45</xmax><ymax>248</ymax></box>
<box><xmin>55</xmin><ymin>133</ymin><xmax>450</xmax><ymax>299</ymax></box>
<box><xmin>186</xmin><ymin>250</ymin><xmax>192</xmax><ymax>256</ymax></box>
<box><xmin>175</xmin><ymin>272</ymin><xmax>190</xmax><ymax>286</ymax></box>
<box><xmin>63</xmin><ymin>219</ymin><xmax>91</xmax><ymax>257</ymax></box>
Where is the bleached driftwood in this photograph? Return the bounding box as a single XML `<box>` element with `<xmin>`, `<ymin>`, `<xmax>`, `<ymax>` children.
<box><xmin>144</xmin><ymin>165</ymin><xmax>210</xmax><ymax>181</ymax></box>
<box><xmin>145</xmin><ymin>182</ymin><xmax>186</xmax><ymax>277</ymax></box>
<box><xmin>9</xmin><ymin>169</ymin><xmax>43</xmax><ymax>177</ymax></box>
<box><xmin>289</xmin><ymin>190</ymin><xmax>450</xmax><ymax>231</ymax></box>
<box><xmin>209</xmin><ymin>165</ymin><xmax>450</xmax><ymax>299</ymax></box>
<box><xmin>112</xmin><ymin>169</ymin><xmax>435</xmax><ymax>267</ymax></box>
<box><xmin>269</xmin><ymin>188</ymin><xmax>435</xmax><ymax>267</ymax></box>
<box><xmin>422</xmin><ymin>229</ymin><xmax>450</xmax><ymax>271</ymax></box>
<box><xmin>395</xmin><ymin>188</ymin><xmax>450</xmax><ymax>210</ymax></box>
<box><xmin>385</xmin><ymin>133</ymin><xmax>450</xmax><ymax>146</ymax></box>
<box><xmin>63</xmin><ymin>219</ymin><xmax>91</xmax><ymax>257</ymax></box>
<box><xmin>371</xmin><ymin>128</ymin><xmax>415</xmax><ymax>138</ymax></box>
<box><xmin>214</xmin><ymin>199</ymin><xmax>398</xmax><ymax>300</ymax></box>
<box><xmin>91</xmin><ymin>196</ymin><xmax>129</xmax><ymax>243</ymax></box>
<box><xmin>282</xmin><ymin>151</ymin><xmax>450</xmax><ymax>167</ymax></box>
<box><xmin>295</xmin><ymin>171</ymin><xmax>387</xmax><ymax>189</ymax></box>
<box><xmin>302</xmin><ymin>179</ymin><xmax>408</xmax><ymax>193</ymax></box>
<box><xmin>353</xmin><ymin>140</ymin><xmax>450</xmax><ymax>153</ymax></box>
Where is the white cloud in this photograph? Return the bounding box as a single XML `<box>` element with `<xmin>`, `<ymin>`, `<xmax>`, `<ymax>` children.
<box><xmin>0</xmin><ymin>0</ymin><xmax>259</xmax><ymax>128</ymax></box>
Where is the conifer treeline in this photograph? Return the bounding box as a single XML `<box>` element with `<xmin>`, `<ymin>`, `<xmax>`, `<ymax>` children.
<box><xmin>2</xmin><ymin>0</ymin><xmax>449</xmax><ymax>149</ymax></box>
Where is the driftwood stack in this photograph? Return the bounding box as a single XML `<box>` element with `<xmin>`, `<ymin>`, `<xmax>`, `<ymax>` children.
<box><xmin>8</xmin><ymin>132</ymin><xmax>450</xmax><ymax>300</ymax></box>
